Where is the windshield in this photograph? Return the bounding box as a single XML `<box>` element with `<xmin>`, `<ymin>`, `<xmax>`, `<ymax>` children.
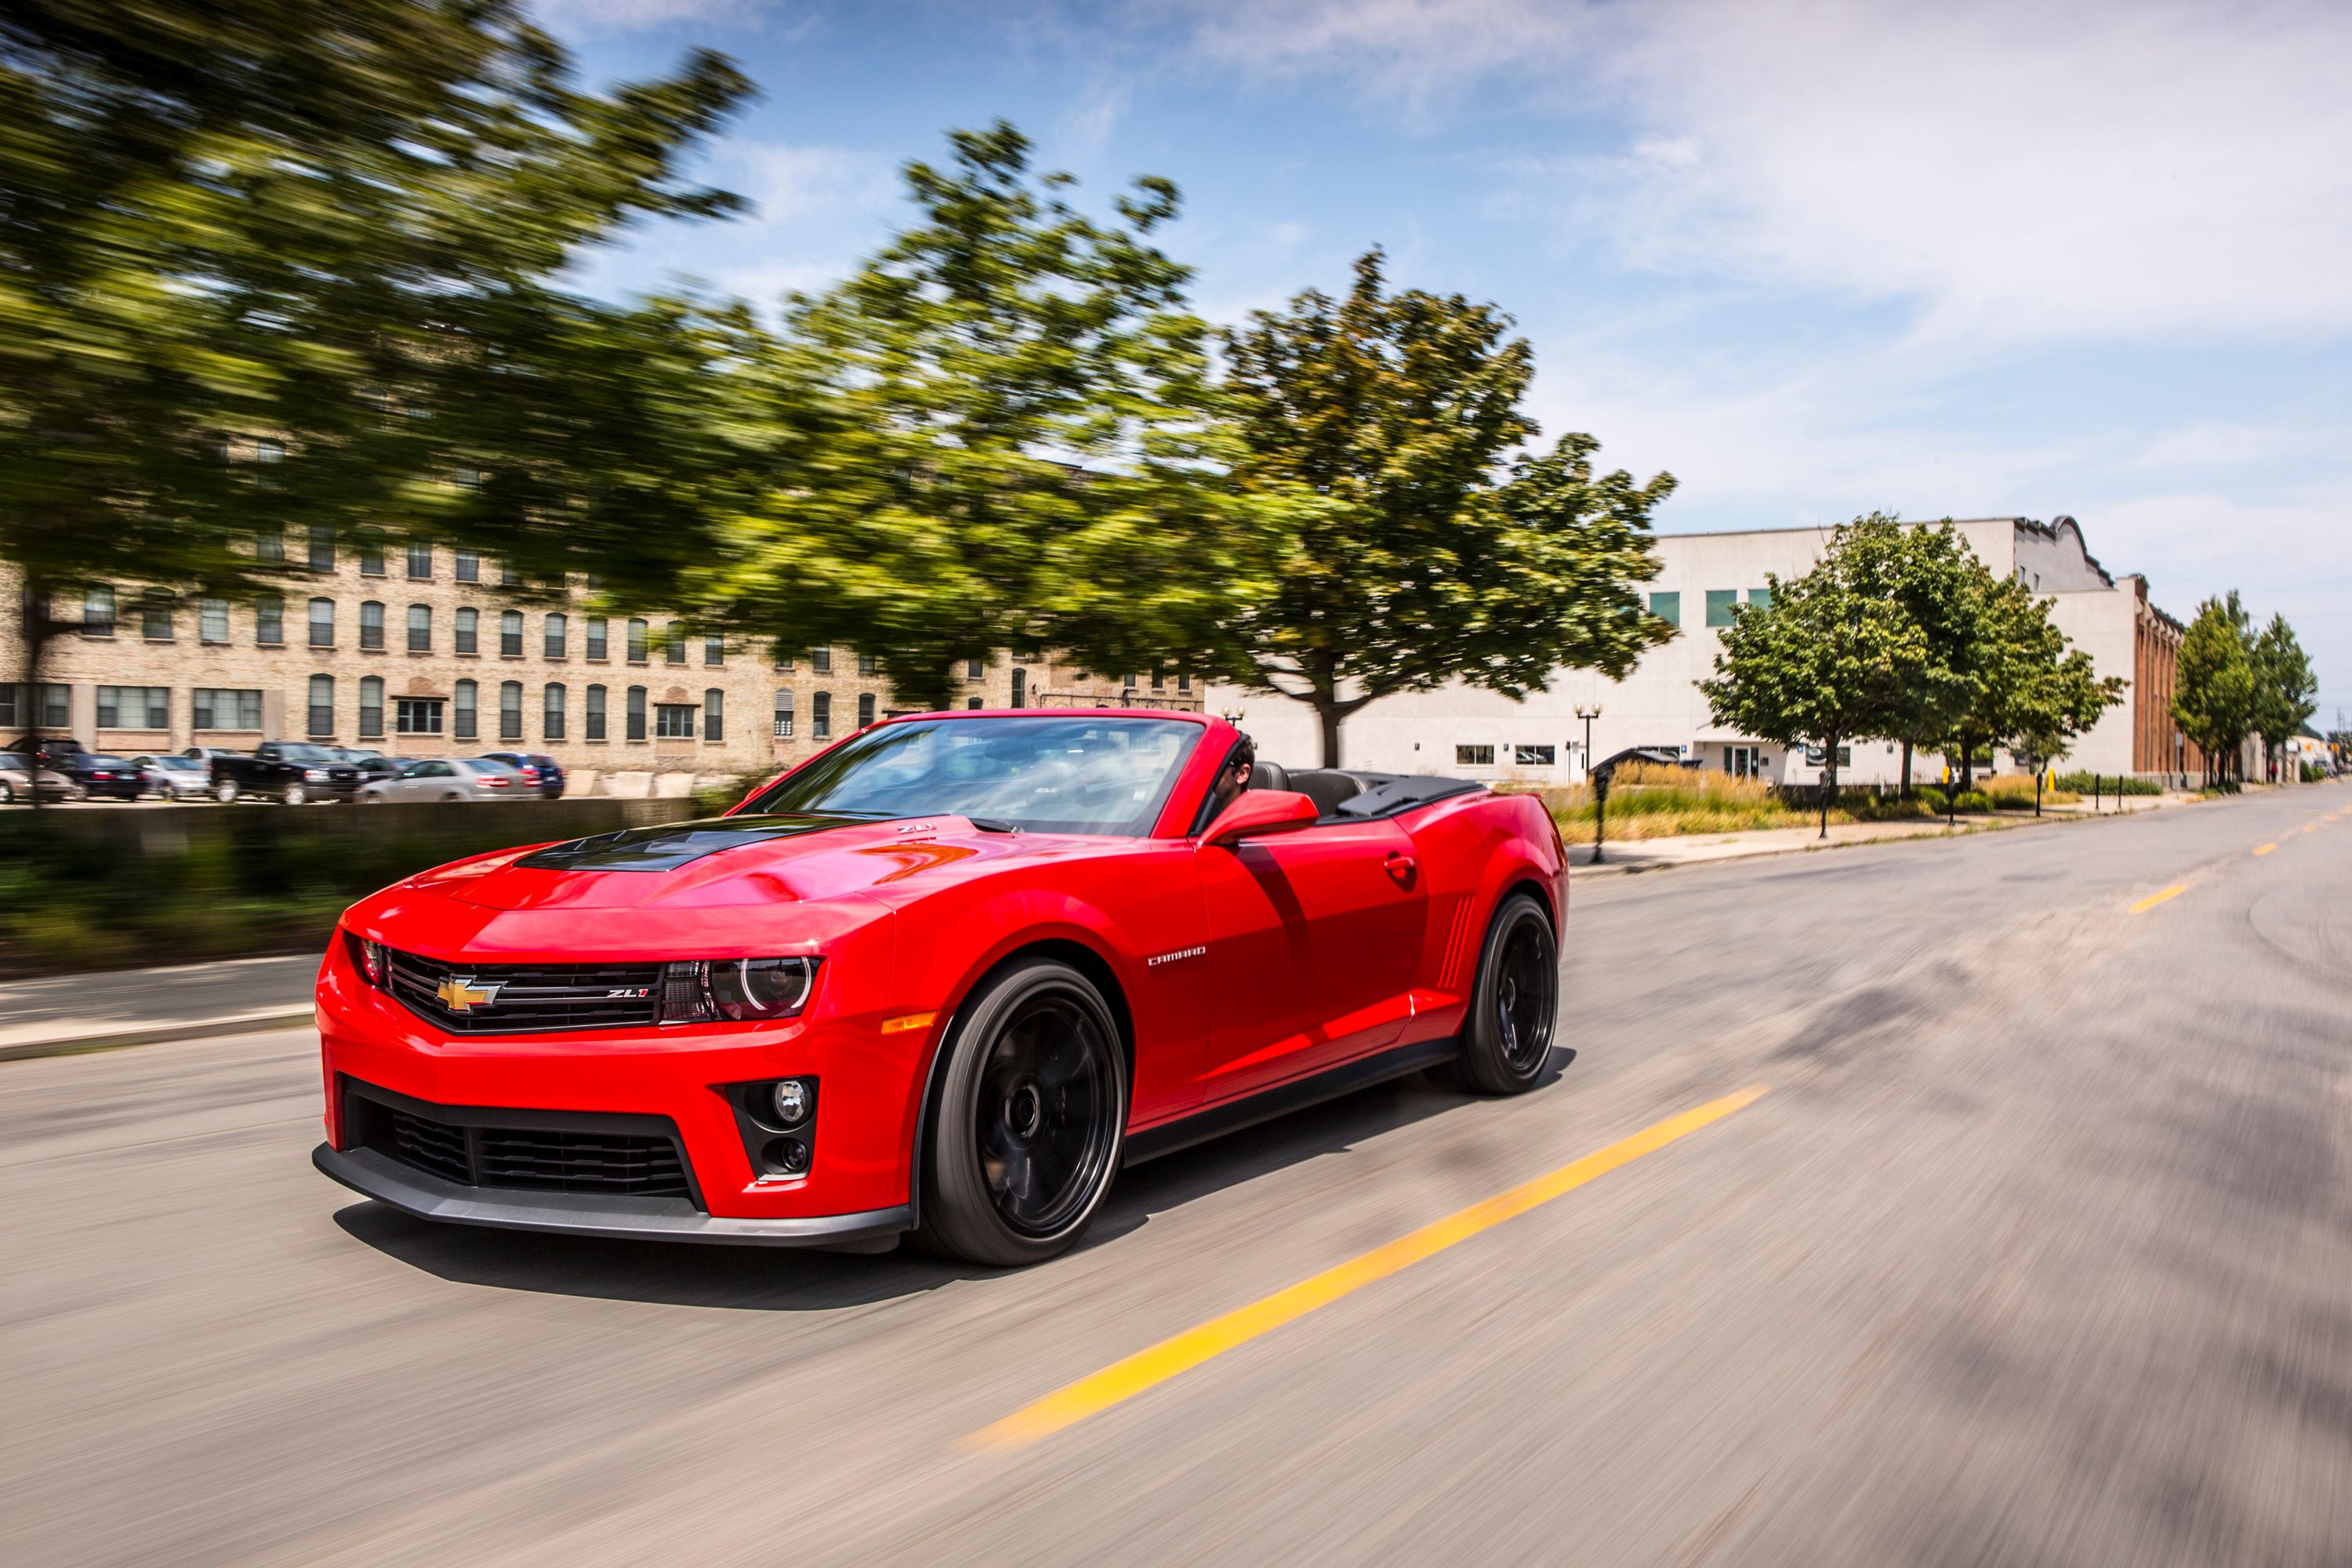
<box><xmin>744</xmin><ymin>717</ymin><xmax>1203</xmax><ymax>837</ymax></box>
<box><xmin>274</xmin><ymin>745</ymin><xmax>339</xmax><ymax>764</ymax></box>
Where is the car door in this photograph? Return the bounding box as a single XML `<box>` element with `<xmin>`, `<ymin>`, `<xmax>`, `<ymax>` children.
<box><xmin>1196</xmin><ymin>815</ymin><xmax>1428</xmax><ymax>1102</ymax></box>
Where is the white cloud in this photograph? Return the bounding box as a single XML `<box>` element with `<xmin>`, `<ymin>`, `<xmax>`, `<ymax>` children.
<box><xmin>1181</xmin><ymin>0</ymin><xmax>2352</xmax><ymax>346</ymax></box>
<box><xmin>732</xmin><ymin>142</ymin><xmax>897</xmax><ymax>225</ymax></box>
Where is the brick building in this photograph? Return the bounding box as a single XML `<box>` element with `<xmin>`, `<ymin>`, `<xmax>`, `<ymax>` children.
<box><xmin>1</xmin><ymin>546</ymin><xmax>1200</xmax><ymax>791</ymax></box>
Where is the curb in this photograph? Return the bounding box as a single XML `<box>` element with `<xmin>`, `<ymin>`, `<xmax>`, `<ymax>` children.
<box><xmin>0</xmin><ymin>1009</ymin><xmax>314</xmax><ymax>1064</ymax></box>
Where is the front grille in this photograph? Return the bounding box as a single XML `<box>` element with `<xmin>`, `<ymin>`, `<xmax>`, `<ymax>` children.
<box><xmin>383</xmin><ymin>947</ymin><xmax>665</xmax><ymax>1035</ymax></box>
<box><xmin>354</xmin><ymin>1088</ymin><xmax>696</xmax><ymax>1203</ymax></box>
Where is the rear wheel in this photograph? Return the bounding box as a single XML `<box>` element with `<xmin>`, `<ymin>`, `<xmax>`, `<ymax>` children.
<box><xmin>0</xmin><ymin>779</ymin><xmax>13</xmax><ymax>804</ymax></box>
<box><xmin>1442</xmin><ymin>893</ymin><xmax>1559</xmax><ymax>1095</ymax></box>
<box><xmin>213</xmin><ymin>779</ymin><xmax>238</xmax><ymax>804</ymax></box>
<box><xmin>917</xmin><ymin>958</ymin><xmax>1127</xmax><ymax>1266</ymax></box>
<box><xmin>282</xmin><ymin>782</ymin><xmax>307</xmax><ymax>806</ymax></box>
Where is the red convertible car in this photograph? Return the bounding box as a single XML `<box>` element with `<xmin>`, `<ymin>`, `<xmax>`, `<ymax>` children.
<box><xmin>314</xmin><ymin>711</ymin><xmax>1566</xmax><ymax>1265</ymax></box>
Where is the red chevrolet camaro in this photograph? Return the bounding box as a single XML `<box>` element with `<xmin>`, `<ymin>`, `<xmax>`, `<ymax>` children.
<box><xmin>314</xmin><ymin>710</ymin><xmax>1567</xmax><ymax>1265</ymax></box>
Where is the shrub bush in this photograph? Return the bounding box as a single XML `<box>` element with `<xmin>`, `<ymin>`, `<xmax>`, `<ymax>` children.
<box><xmin>2054</xmin><ymin>771</ymin><xmax>2161</xmax><ymax>796</ymax></box>
<box><xmin>2302</xmin><ymin>761</ymin><xmax>2329</xmax><ymax>783</ymax></box>
<box><xmin>1955</xmin><ymin>790</ymin><xmax>1992</xmax><ymax>813</ymax></box>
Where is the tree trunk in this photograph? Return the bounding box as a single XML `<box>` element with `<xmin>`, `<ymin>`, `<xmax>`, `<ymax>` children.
<box><xmin>1313</xmin><ymin>696</ymin><xmax>1343</xmax><ymax>768</ymax></box>
<box><xmin>1900</xmin><ymin>739</ymin><xmax>1914</xmax><ymax>797</ymax></box>
<box><xmin>18</xmin><ymin>577</ymin><xmax>49</xmax><ymax>810</ymax></box>
<box><xmin>1819</xmin><ymin>734</ymin><xmax>1838</xmax><ymax>839</ymax></box>
<box><xmin>1956</xmin><ymin>735</ymin><xmax>1978</xmax><ymax>794</ymax></box>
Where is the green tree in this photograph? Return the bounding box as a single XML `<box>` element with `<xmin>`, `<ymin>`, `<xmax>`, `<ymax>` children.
<box><xmin>2249</xmin><ymin>613</ymin><xmax>2317</xmax><ymax>782</ymax></box>
<box><xmin>1940</xmin><ymin>570</ymin><xmax>2125</xmax><ymax>791</ymax></box>
<box><xmin>1214</xmin><ymin>251</ymin><xmax>1676</xmax><ymax>765</ymax></box>
<box><xmin>695</xmin><ymin>122</ymin><xmax>1264</xmax><ymax>711</ymax></box>
<box><xmin>1700</xmin><ymin>517</ymin><xmax>1933</xmax><ymax>835</ymax></box>
<box><xmin>1</xmin><ymin>0</ymin><xmax>750</xmax><ymax>721</ymax></box>
<box><xmin>2171</xmin><ymin>593</ymin><xmax>2256</xmax><ymax>784</ymax></box>
<box><xmin>1836</xmin><ymin>516</ymin><xmax>1981</xmax><ymax>794</ymax></box>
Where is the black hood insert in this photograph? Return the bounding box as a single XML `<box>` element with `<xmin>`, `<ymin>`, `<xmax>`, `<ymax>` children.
<box><xmin>512</xmin><ymin>813</ymin><xmax>881</xmax><ymax>873</ymax></box>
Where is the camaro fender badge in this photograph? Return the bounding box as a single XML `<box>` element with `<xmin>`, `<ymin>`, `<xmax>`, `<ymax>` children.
<box><xmin>436</xmin><ymin>976</ymin><xmax>504</xmax><ymax>1012</ymax></box>
<box><xmin>1147</xmin><ymin>945</ymin><xmax>1207</xmax><ymax>968</ymax></box>
<box><xmin>894</xmin><ymin>821</ymin><xmax>936</xmax><ymax>834</ymax></box>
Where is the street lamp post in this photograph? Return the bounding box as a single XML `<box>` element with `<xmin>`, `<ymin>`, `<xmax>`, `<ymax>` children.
<box><xmin>1575</xmin><ymin>703</ymin><xmax>1603</xmax><ymax>864</ymax></box>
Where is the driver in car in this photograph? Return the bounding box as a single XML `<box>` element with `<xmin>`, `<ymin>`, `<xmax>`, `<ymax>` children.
<box><xmin>1206</xmin><ymin>733</ymin><xmax>1256</xmax><ymax>820</ymax></box>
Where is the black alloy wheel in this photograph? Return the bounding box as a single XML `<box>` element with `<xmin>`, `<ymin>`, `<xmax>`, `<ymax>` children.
<box><xmin>1446</xmin><ymin>892</ymin><xmax>1559</xmax><ymax>1095</ymax></box>
<box><xmin>919</xmin><ymin>957</ymin><xmax>1127</xmax><ymax>1266</ymax></box>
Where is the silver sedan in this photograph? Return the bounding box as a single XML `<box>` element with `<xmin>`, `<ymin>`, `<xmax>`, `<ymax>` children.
<box><xmin>132</xmin><ymin>754</ymin><xmax>213</xmax><ymax>801</ymax></box>
<box><xmin>0</xmin><ymin>752</ymin><xmax>30</xmax><ymax>804</ymax></box>
<box><xmin>354</xmin><ymin>757</ymin><xmax>530</xmax><ymax>804</ymax></box>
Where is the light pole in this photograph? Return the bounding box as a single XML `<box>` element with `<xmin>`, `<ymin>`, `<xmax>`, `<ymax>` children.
<box><xmin>1575</xmin><ymin>703</ymin><xmax>1604</xmax><ymax>863</ymax></box>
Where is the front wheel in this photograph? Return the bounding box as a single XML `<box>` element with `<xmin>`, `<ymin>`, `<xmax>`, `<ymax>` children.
<box><xmin>1443</xmin><ymin>893</ymin><xmax>1559</xmax><ymax>1095</ymax></box>
<box><xmin>916</xmin><ymin>958</ymin><xmax>1127</xmax><ymax>1267</ymax></box>
<box><xmin>214</xmin><ymin>779</ymin><xmax>239</xmax><ymax>804</ymax></box>
<box><xmin>282</xmin><ymin>782</ymin><xmax>306</xmax><ymax>806</ymax></box>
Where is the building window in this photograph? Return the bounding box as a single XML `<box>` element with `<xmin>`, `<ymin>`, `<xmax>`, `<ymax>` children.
<box><xmin>255</xmin><ymin>595</ymin><xmax>283</xmax><ymax>645</ymax></box>
<box><xmin>256</xmin><ymin>528</ymin><xmax>285</xmax><ymax>563</ymax></box>
<box><xmin>193</xmin><ymin>688</ymin><xmax>262</xmax><ymax>731</ymax></box>
<box><xmin>407</xmin><ymin>543</ymin><xmax>433</xmax><ymax>580</ymax></box>
<box><xmin>82</xmin><ymin>586</ymin><xmax>115</xmax><ymax>637</ymax></box>
<box><xmin>358</xmin><ymin>676</ymin><xmax>384</xmax><ymax>738</ymax></box>
<box><xmin>967</xmin><ymin>658</ymin><xmax>985</xmax><ymax>680</ymax></box>
<box><xmin>396</xmin><ymin>698</ymin><xmax>444</xmax><ymax>736</ymax></box>
<box><xmin>1152</xmin><ymin>670</ymin><xmax>1165</xmax><ymax>691</ymax></box>
<box><xmin>200</xmin><ymin>598</ymin><xmax>229</xmax><ymax>643</ymax></box>
<box><xmin>856</xmin><ymin>692</ymin><xmax>876</xmax><ymax>729</ymax></box>
<box><xmin>499</xmin><ymin>560</ymin><xmax>521</xmax><ymax>588</ymax></box>
<box><xmin>545</xmin><ymin>612</ymin><xmax>567</xmax><ymax>659</ymax></box>
<box><xmin>1803</xmin><ymin>744</ymin><xmax>1853</xmax><ymax>768</ymax></box>
<box><xmin>140</xmin><ymin>590</ymin><xmax>173</xmax><ymax>641</ymax></box>
<box><xmin>499</xmin><ymin>681</ymin><xmax>522</xmax><ymax>739</ymax></box>
<box><xmin>1649</xmin><ymin>590</ymin><xmax>1681</xmax><ymax>629</ymax></box>
<box><xmin>811</xmin><ymin>691</ymin><xmax>832</xmax><ymax>739</ymax></box>
<box><xmin>453</xmin><ymin>680</ymin><xmax>477</xmax><ymax>740</ymax></box>
<box><xmin>811</xmin><ymin>647</ymin><xmax>832</xmax><ymax>675</ymax></box>
<box><xmin>408</xmin><ymin>604</ymin><xmax>431</xmax><ymax>652</ymax></box>
<box><xmin>703</xmin><ymin>688</ymin><xmax>724</xmax><ymax>742</ymax></box>
<box><xmin>308</xmin><ymin>597</ymin><xmax>335</xmax><ymax>648</ymax></box>
<box><xmin>1704</xmin><ymin>589</ymin><xmax>1739</xmax><ymax>628</ymax></box>
<box><xmin>858</xmin><ymin>652</ymin><xmax>877</xmax><ymax>676</ymax></box>
<box><xmin>455</xmin><ymin>606</ymin><xmax>477</xmax><ymax>655</ymax></box>
<box><xmin>1747</xmin><ymin>586</ymin><xmax>1773</xmax><ymax>612</ymax></box>
<box><xmin>626</xmin><ymin>619</ymin><xmax>648</xmax><ymax>664</ymax></box>
<box><xmin>543</xmin><ymin>682</ymin><xmax>566</xmax><ymax>741</ymax></box>
<box><xmin>38</xmin><ymin>683</ymin><xmax>69</xmax><ymax>729</ymax></box>
<box><xmin>665</xmin><ymin>626</ymin><xmax>687</xmax><ymax>665</ymax></box>
<box><xmin>96</xmin><ymin>686</ymin><xmax>169</xmax><ymax>729</ymax></box>
<box><xmin>499</xmin><ymin>609</ymin><xmax>522</xmax><ymax>657</ymax></box>
<box><xmin>773</xmin><ymin>689</ymin><xmax>794</xmax><ymax>738</ymax></box>
<box><xmin>307</xmin><ymin>525</ymin><xmax>336</xmax><ymax>572</ymax></box>
<box><xmin>359</xmin><ymin>600</ymin><xmax>384</xmax><ymax>651</ymax></box>
<box><xmin>585</xmin><ymin>684</ymin><xmax>607</xmax><ymax>741</ymax></box>
<box><xmin>705</xmin><ymin>633</ymin><xmax>724</xmax><ymax>667</ymax></box>
<box><xmin>585</xmin><ymin>618</ymin><xmax>608</xmax><ymax>661</ymax></box>
<box><xmin>626</xmin><ymin>686</ymin><xmax>647</xmax><ymax>741</ymax></box>
<box><xmin>1178</xmin><ymin>672</ymin><xmax>1191</xmax><ymax>693</ymax></box>
<box><xmin>1010</xmin><ymin>668</ymin><xmax>1025</xmax><ymax>708</ymax></box>
<box><xmin>655</xmin><ymin>702</ymin><xmax>697</xmax><ymax>740</ymax></box>
<box><xmin>967</xmin><ymin>697</ymin><xmax>983</xmax><ymax>710</ymax></box>
<box><xmin>307</xmin><ymin>675</ymin><xmax>334</xmax><ymax>736</ymax></box>
<box><xmin>774</xmin><ymin>649</ymin><xmax>796</xmax><ymax>673</ymax></box>
<box><xmin>359</xmin><ymin>543</ymin><xmax>385</xmax><ymax>577</ymax></box>
<box><xmin>1514</xmin><ymin>745</ymin><xmax>1555</xmax><ymax>767</ymax></box>
<box><xmin>455</xmin><ymin>550</ymin><xmax>480</xmax><ymax>583</ymax></box>
<box><xmin>0</xmin><ymin>683</ymin><xmax>15</xmax><ymax>729</ymax></box>
<box><xmin>1456</xmin><ymin>744</ymin><xmax>1495</xmax><ymax>766</ymax></box>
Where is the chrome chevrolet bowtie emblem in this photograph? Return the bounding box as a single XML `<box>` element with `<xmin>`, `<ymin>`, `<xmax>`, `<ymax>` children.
<box><xmin>436</xmin><ymin>976</ymin><xmax>503</xmax><ymax>1012</ymax></box>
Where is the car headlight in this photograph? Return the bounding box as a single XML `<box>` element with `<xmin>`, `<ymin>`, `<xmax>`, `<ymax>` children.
<box><xmin>661</xmin><ymin>957</ymin><xmax>818</xmax><ymax>1024</ymax></box>
<box><xmin>303</xmin><ymin>768</ymin><xmax>328</xmax><ymax>781</ymax></box>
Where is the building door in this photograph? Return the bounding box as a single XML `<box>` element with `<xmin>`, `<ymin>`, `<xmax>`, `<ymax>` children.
<box><xmin>1726</xmin><ymin>744</ymin><xmax>1764</xmax><ymax>779</ymax></box>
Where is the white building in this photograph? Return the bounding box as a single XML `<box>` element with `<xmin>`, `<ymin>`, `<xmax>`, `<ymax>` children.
<box><xmin>1212</xmin><ymin>516</ymin><xmax>2173</xmax><ymax>788</ymax></box>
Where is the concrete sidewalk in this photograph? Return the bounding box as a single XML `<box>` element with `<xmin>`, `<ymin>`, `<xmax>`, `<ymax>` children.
<box><xmin>0</xmin><ymin>793</ymin><xmax>2186</xmax><ymax>1061</ymax></box>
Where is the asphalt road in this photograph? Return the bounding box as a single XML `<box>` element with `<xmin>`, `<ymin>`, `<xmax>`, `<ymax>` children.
<box><xmin>6</xmin><ymin>786</ymin><xmax>2350</xmax><ymax>1566</ymax></box>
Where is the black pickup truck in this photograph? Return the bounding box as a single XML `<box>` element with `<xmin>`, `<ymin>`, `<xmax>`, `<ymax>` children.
<box><xmin>209</xmin><ymin>742</ymin><xmax>361</xmax><ymax>804</ymax></box>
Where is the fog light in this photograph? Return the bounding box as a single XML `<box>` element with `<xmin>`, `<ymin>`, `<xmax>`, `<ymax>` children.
<box><xmin>771</xmin><ymin>1078</ymin><xmax>811</xmax><ymax>1127</ymax></box>
<box><xmin>776</xmin><ymin>1138</ymin><xmax>811</xmax><ymax>1176</ymax></box>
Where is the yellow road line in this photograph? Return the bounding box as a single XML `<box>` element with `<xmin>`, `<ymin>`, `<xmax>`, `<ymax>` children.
<box><xmin>2255</xmin><ymin>843</ymin><xmax>2278</xmax><ymax>856</ymax></box>
<box><xmin>966</xmin><ymin>1083</ymin><xmax>1771</xmax><ymax>1452</ymax></box>
<box><xmin>2129</xmin><ymin>884</ymin><xmax>2189</xmax><ymax>913</ymax></box>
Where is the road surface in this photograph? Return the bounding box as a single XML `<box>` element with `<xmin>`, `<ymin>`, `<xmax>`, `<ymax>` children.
<box><xmin>5</xmin><ymin>786</ymin><xmax>2349</xmax><ymax>1566</ymax></box>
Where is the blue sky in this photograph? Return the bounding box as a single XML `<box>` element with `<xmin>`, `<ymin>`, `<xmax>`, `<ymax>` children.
<box><xmin>545</xmin><ymin>0</ymin><xmax>2352</xmax><ymax>722</ymax></box>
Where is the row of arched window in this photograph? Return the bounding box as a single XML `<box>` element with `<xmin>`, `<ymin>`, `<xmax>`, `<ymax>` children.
<box><xmin>303</xmin><ymin>677</ymin><xmax>726</xmax><ymax>744</ymax></box>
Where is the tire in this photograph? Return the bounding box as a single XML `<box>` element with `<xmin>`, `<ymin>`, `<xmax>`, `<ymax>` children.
<box><xmin>1442</xmin><ymin>893</ymin><xmax>1559</xmax><ymax>1095</ymax></box>
<box><xmin>282</xmin><ymin>782</ymin><xmax>306</xmax><ymax>806</ymax></box>
<box><xmin>0</xmin><ymin>780</ymin><xmax>13</xmax><ymax>804</ymax></box>
<box><xmin>214</xmin><ymin>779</ymin><xmax>239</xmax><ymax>804</ymax></box>
<box><xmin>443</xmin><ymin>792</ymin><xmax>463</xmax><ymax>803</ymax></box>
<box><xmin>916</xmin><ymin>958</ymin><xmax>1128</xmax><ymax>1266</ymax></box>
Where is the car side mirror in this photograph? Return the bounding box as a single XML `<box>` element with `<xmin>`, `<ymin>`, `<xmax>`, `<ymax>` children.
<box><xmin>1204</xmin><ymin>789</ymin><xmax>1319</xmax><ymax>847</ymax></box>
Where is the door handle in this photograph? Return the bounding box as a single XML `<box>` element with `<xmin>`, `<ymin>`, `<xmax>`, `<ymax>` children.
<box><xmin>1385</xmin><ymin>851</ymin><xmax>1417</xmax><ymax>885</ymax></box>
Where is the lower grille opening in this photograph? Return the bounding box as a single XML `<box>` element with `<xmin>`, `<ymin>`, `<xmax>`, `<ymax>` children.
<box><xmin>349</xmin><ymin>1083</ymin><xmax>699</xmax><ymax>1207</ymax></box>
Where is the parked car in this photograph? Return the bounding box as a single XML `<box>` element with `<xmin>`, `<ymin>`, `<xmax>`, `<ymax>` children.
<box><xmin>314</xmin><ymin>710</ymin><xmax>1567</xmax><ymax>1266</ymax></box>
<box><xmin>355</xmin><ymin>758</ymin><xmax>528</xmax><ymax>804</ymax></box>
<box><xmin>45</xmin><ymin>751</ymin><xmax>145</xmax><ymax>801</ymax></box>
<box><xmin>209</xmin><ymin>742</ymin><xmax>362</xmax><ymax>804</ymax></box>
<box><xmin>0</xmin><ymin>751</ymin><xmax>31</xmax><ymax>804</ymax></box>
<box><xmin>181</xmin><ymin>746</ymin><xmax>248</xmax><ymax>766</ymax></box>
<box><xmin>479</xmin><ymin>751</ymin><xmax>565</xmax><ymax>799</ymax></box>
<box><xmin>132</xmin><ymin>754</ymin><xmax>214</xmax><ymax>801</ymax></box>
<box><xmin>10</xmin><ymin>735</ymin><xmax>87</xmax><ymax>765</ymax></box>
